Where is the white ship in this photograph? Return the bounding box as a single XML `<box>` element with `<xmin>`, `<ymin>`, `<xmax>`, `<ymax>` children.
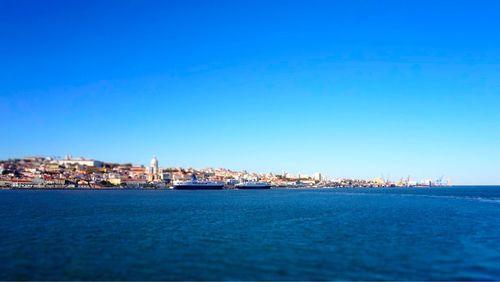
<box><xmin>235</xmin><ymin>181</ymin><xmax>271</xmax><ymax>189</ymax></box>
<box><xmin>173</xmin><ymin>174</ymin><xmax>224</xmax><ymax>190</ymax></box>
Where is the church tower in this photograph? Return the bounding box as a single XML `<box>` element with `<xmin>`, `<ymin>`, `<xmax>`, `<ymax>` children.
<box><xmin>148</xmin><ymin>156</ymin><xmax>159</xmax><ymax>182</ymax></box>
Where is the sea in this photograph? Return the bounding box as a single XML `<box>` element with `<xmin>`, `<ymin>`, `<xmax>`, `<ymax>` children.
<box><xmin>0</xmin><ymin>186</ymin><xmax>499</xmax><ymax>281</ymax></box>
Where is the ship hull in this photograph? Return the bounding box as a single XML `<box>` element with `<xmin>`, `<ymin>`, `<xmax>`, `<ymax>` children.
<box><xmin>173</xmin><ymin>184</ymin><xmax>224</xmax><ymax>190</ymax></box>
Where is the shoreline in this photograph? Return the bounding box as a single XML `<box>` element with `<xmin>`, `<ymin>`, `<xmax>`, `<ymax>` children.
<box><xmin>0</xmin><ymin>185</ymin><xmax>477</xmax><ymax>191</ymax></box>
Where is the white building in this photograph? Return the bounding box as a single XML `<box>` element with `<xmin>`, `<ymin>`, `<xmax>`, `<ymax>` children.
<box><xmin>313</xmin><ymin>172</ymin><xmax>322</xmax><ymax>181</ymax></box>
<box><xmin>148</xmin><ymin>156</ymin><xmax>160</xmax><ymax>182</ymax></box>
<box><xmin>57</xmin><ymin>155</ymin><xmax>103</xmax><ymax>167</ymax></box>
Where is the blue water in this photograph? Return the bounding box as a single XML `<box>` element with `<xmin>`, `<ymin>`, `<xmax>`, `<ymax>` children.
<box><xmin>0</xmin><ymin>187</ymin><xmax>499</xmax><ymax>280</ymax></box>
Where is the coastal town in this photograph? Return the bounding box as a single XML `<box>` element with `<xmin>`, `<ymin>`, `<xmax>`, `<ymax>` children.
<box><xmin>0</xmin><ymin>156</ymin><xmax>450</xmax><ymax>189</ymax></box>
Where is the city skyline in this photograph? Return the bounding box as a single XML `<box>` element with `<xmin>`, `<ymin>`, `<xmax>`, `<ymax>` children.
<box><xmin>1</xmin><ymin>0</ymin><xmax>500</xmax><ymax>185</ymax></box>
<box><xmin>0</xmin><ymin>153</ymin><xmax>462</xmax><ymax>186</ymax></box>
<box><xmin>0</xmin><ymin>155</ymin><xmax>449</xmax><ymax>188</ymax></box>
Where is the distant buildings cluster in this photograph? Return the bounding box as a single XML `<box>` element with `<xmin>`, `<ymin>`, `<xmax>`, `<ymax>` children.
<box><xmin>0</xmin><ymin>155</ymin><xmax>450</xmax><ymax>189</ymax></box>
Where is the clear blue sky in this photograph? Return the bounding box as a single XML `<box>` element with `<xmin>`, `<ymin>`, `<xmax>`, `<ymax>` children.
<box><xmin>1</xmin><ymin>0</ymin><xmax>499</xmax><ymax>184</ymax></box>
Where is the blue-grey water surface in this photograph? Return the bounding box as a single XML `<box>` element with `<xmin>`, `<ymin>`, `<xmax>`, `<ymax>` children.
<box><xmin>0</xmin><ymin>187</ymin><xmax>499</xmax><ymax>280</ymax></box>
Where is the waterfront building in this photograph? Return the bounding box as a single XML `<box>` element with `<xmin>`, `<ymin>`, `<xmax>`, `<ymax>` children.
<box><xmin>160</xmin><ymin>171</ymin><xmax>172</xmax><ymax>183</ymax></box>
<box><xmin>313</xmin><ymin>172</ymin><xmax>322</xmax><ymax>181</ymax></box>
<box><xmin>374</xmin><ymin>177</ymin><xmax>385</xmax><ymax>186</ymax></box>
<box><xmin>10</xmin><ymin>179</ymin><xmax>34</xmax><ymax>188</ymax></box>
<box><xmin>147</xmin><ymin>156</ymin><xmax>160</xmax><ymax>182</ymax></box>
<box><xmin>108</xmin><ymin>178</ymin><xmax>122</xmax><ymax>186</ymax></box>
<box><xmin>123</xmin><ymin>178</ymin><xmax>147</xmax><ymax>186</ymax></box>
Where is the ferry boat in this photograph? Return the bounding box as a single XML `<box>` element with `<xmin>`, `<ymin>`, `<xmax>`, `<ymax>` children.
<box><xmin>235</xmin><ymin>181</ymin><xmax>272</xmax><ymax>190</ymax></box>
<box><xmin>173</xmin><ymin>174</ymin><xmax>224</xmax><ymax>190</ymax></box>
